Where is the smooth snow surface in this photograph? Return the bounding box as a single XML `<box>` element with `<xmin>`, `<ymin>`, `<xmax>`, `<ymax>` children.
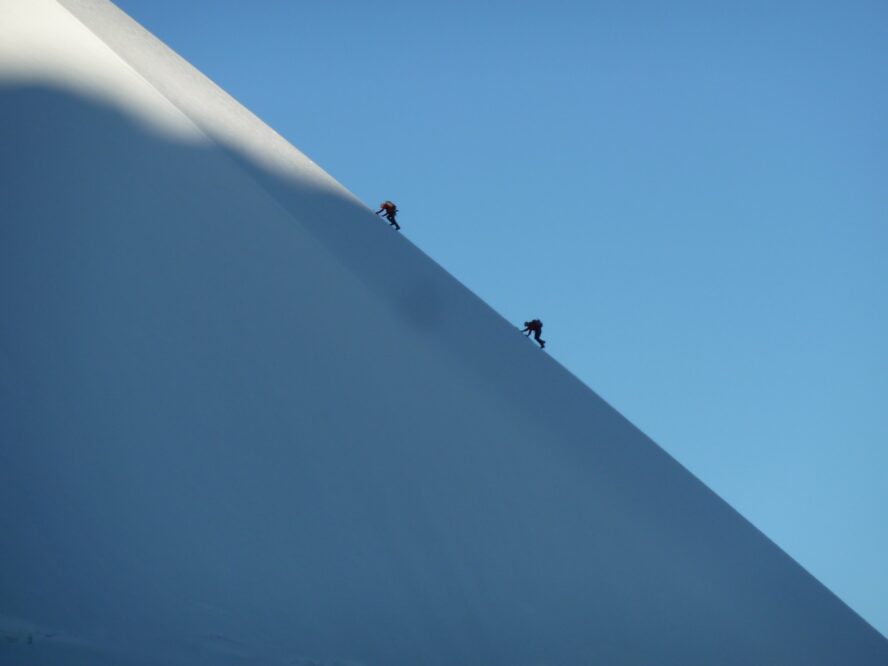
<box><xmin>1</xmin><ymin>1</ymin><xmax>886</xmax><ymax>665</ymax></box>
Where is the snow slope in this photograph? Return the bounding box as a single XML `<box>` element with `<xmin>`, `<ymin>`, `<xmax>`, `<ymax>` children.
<box><xmin>0</xmin><ymin>1</ymin><xmax>886</xmax><ymax>664</ymax></box>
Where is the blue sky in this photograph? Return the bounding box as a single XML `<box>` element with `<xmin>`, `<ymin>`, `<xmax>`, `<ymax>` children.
<box><xmin>113</xmin><ymin>0</ymin><xmax>887</xmax><ymax>636</ymax></box>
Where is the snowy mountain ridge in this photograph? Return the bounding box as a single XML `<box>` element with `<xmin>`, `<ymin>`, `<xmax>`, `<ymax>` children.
<box><xmin>1</xmin><ymin>1</ymin><xmax>886</xmax><ymax>665</ymax></box>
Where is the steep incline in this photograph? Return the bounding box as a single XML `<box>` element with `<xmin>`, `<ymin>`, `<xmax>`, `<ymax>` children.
<box><xmin>1</xmin><ymin>1</ymin><xmax>886</xmax><ymax>665</ymax></box>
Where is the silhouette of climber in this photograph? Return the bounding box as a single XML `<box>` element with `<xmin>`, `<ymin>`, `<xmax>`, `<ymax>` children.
<box><xmin>375</xmin><ymin>200</ymin><xmax>400</xmax><ymax>230</ymax></box>
<box><xmin>522</xmin><ymin>319</ymin><xmax>545</xmax><ymax>348</ymax></box>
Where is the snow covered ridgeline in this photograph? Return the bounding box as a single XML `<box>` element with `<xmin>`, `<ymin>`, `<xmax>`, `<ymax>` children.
<box><xmin>1</xmin><ymin>1</ymin><xmax>887</xmax><ymax>665</ymax></box>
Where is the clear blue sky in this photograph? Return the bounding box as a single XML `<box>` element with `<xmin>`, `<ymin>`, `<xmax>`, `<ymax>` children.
<box><xmin>113</xmin><ymin>0</ymin><xmax>887</xmax><ymax>636</ymax></box>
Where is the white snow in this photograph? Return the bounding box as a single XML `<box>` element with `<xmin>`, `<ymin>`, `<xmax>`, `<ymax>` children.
<box><xmin>0</xmin><ymin>0</ymin><xmax>202</xmax><ymax>141</ymax></box>
<box><xmin>0</xmin><ymin>1</ymin><xmax>886</xmax><ymax>665</ymax></box>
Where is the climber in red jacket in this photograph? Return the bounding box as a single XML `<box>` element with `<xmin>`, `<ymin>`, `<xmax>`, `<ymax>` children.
<box><xmin>375</xmin><ymin>200</ymin><xmax>400</xmax><ymax>230</ymax></box>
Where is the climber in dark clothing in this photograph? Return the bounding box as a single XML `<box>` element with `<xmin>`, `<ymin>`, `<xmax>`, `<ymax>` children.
<box><xmin>522</xmin><ymin>319</ymin><xmax>545</xmax><ymax>348</ymax></box>
<box><xmin>375</xmin><ymin>200</ymin><xmax>400</xmax><ymax>230</ymax></box>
